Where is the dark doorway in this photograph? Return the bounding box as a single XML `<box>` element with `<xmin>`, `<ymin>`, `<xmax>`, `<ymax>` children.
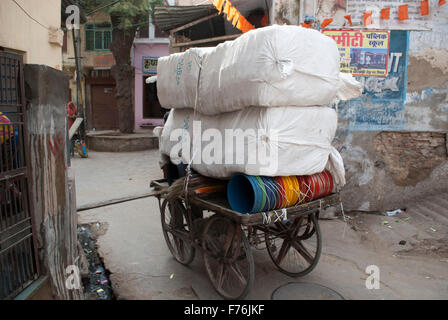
<box><xmin>143</xmin><ymin>77</ymin><xmax>162</xmax><ymax>119</ymax></box>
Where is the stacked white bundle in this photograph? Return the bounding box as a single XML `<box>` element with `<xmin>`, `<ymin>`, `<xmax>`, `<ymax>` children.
<box><xmin>157</xmin><ymin>25</ymin><xmax>362</xmax><ymax>114</ymax></box>
<box><xmin>159</xmin><ymin>106</ymin><xmax>346</xmax><ymax>186</ymax></box>
<box><xmin>156</xmin><ymin>47</ymin><xmax>214</xmax><ymax>109</ymax></box>
<box><xmin>156</xmin><ymin>25</ymin><xmax>363</xmax><ymax>186</ymax></box>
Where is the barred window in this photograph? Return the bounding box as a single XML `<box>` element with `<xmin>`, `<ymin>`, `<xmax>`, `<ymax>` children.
<box><xmin>85</xmin><ymin>23</ymin><xmax>113</xmax><ymax>51</ymax></box>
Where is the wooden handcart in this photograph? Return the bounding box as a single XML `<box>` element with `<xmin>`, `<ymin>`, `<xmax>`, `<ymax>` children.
<box><xmin>150</xmin><ymin>178</ymin><xmax>341</xmax><ymax>300</ymax></box>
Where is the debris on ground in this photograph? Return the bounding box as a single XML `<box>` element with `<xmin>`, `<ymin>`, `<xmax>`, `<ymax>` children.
<box><xmin>398</xmin><ymin>238</ymin><xmax>448</xmax><ymax>258</ymax></box>
<box><xmin>385</xmin><ymin>208</ymin><xmax>406</xmax><ymax>216</ymax></box>
<box><xmin>78</xmin><ymin>224</ymin><xmax>115</xmax><ymax>300</ymax></box>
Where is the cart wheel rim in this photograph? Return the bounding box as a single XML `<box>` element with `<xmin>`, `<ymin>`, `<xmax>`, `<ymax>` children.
<box><xmin>265</xmin><ymin>212</ymin><xmax>321</xmax><ymax>277</ymax></box>
<box><xmin>160</xmin><ymin>199</ymin><xmax>195</xmax><ymax>265</ymax></box>
<box><xmin>202</xmin><ymin>216</ymin><xmax>254</xmax><ymax>300</ymax></box>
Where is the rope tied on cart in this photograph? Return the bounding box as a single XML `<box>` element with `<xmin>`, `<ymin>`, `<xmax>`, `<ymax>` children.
<box><xmin>183</xmin><ymin>51</ymin><xmax>204</xmax><ymax>208</ymax></box>
<box><xmin>250</xmin><ymin>172</ymin><xmax>333</xmax><ymax>212</ymax></box>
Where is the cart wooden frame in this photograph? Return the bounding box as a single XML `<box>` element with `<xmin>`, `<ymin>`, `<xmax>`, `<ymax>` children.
<box><xmin>150</xmin><ymin>178</ymin><xmax>341</xmax><ymax>300</ymax></box>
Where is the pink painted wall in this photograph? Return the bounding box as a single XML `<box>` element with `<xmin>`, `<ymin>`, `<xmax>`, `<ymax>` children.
<box><xmin>133</xmin><ymin>42</ymin><xmax>169</xmax><ymax>131</ymax></box>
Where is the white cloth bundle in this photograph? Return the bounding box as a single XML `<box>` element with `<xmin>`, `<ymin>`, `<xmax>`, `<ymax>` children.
<box><xmin>159</xmin><ymin>106</ymin><xmax>346</xmax><ymax>186</ymax></box>
<box><xmin>156</xmin><ymin>47</ymin><xmax>213</xmax><ymax>109</ymax></box>
<box><xmin>156</xmin><ymin>25</ymin><xmax>362</xmax><ymax>115</ymax></box>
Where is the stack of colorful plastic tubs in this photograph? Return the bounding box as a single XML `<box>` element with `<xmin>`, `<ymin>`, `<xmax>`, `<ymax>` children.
<box><xmin>227</xmin><ymin>170</ymin><xmax>334</xmax><ymax>214</ymax></box>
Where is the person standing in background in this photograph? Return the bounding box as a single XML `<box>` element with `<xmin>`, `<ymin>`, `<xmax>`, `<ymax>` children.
<box><xmin>67</xmin><ymin>101</ymin><xmax>78</xmax><ymax>130</ymax></box>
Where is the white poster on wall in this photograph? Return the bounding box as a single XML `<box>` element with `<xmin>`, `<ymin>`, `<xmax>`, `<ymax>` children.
<box><xmin>346</xmin><ymin>0</ymin><xmax>433</xmax><ymax>30</ymax></box>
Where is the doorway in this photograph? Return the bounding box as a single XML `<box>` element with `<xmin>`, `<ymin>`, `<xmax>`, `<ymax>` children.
<box><xmin>90</xmin><ymin>84</ymin><xmax>119</xmax><ymax>130</ymax></box>
<box><xmin>143</xmin><ymin>77</ymin><xmax>163</xmax><ymax>119</ymax></box>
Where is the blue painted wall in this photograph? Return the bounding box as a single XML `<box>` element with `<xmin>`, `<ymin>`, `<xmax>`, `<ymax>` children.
<box><xmin>337</xmin><ymin>31</ymin><xmax>409</xmax><ymax>131</ymax></box>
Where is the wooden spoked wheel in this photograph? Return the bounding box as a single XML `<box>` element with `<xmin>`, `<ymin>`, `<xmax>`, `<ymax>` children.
<box><xmin>160</xmin><ymin>199</ymin><xmax>196</xmax><ymax>265</ymax></box>
<box><xmin>265</xmin><ymin>212</ymin><xmax>321</xmax><ymax>277</ymax></box>
<box><xmin>202</xmin><ymin>216</ymin><xmax>254</xmax><ymax>300</ymax></box>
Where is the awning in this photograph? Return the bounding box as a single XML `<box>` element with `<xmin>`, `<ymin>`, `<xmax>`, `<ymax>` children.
<box><xmin>153</xmin><ymin>1</ymin><xmax>270</xmax><ymax>33</ymax></box>
<box><xmin>153</xmin><ymin>5</ymin><xmax>218</xmax><ymax>32</ymax></box>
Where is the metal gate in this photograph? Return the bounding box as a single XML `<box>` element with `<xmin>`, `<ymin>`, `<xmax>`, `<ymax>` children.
<box><xmin>0</xmin><ymin>52</ymin><xmax>39</xmax><ymax>299</ymax></box>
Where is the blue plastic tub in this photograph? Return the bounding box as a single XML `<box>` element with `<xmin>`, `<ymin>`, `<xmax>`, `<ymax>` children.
<box><xmin>227</xmin><ymin>174</ymin><xmax>261</xmax><ymax>214</ymax></box>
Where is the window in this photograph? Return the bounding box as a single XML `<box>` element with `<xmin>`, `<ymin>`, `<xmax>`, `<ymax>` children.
<box><xmin>85</xmin><ymin>23</ymin><xmax>113</xmax><ymax>51</ymax></box>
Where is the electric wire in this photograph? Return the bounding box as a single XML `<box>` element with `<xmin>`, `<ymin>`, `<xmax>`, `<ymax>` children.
<box><xmin>11</xmin><ymin>0</ymin><xmax>50</xmax><ymax>30</ymax></box>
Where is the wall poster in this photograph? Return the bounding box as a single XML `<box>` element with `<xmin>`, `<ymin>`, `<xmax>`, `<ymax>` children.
<box><xmin>322</xmin><ymin>29</ymin><xmax>390</xmax><ymax>76</ymax></box>
<box><xmin>143</xmin><ymin>56</ymin><xmax>158</xmax><ymax>74</ymax></box>
<box><xmin>335</xmin><ymin>30</ymin><xmax>410</xmax><ymax>131</ymax></box>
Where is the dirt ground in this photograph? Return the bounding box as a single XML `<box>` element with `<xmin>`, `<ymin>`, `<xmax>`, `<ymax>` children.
<box><xmin>73</xmin><ymin>151</ymin><xmax>448</xmax><ymax>300</ymax></box>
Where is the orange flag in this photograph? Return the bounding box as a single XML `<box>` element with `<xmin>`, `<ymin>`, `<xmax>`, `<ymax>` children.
<box><xmin>363</xmin><ymin>11</ymin><xmax>373</xmax><ymax>25</ymax></box>
<box><xmin>301</xmin><ymin>22</ymin><xmax>312</xmax><ymax>28</ymax></box>
<box><xmin>238</xmin><ymin>16</ymin><xmax>254</xmax><ymax>33</ymax></box>
<box><xmin>320</xmin><ymin>18</ymin><xmax>333</xmax><ymax>28</ymax></box>
<box><xmin>246</xmin><ymin>19</ymin><xmax>255</xmax><ymax>32</ymax></box>
<box><xmin>232</xmin><ymin>12</ymin><xmax>240</xmax><ymax>27</ymax></box>
<box><xmin>398</xmin><ymin>4</ymin><xmax>409</xmax><ymax>20</ymax></box>
<box><xmin>380</xmin><ymin>8</ymin><xmax>390</xmax><ymax>20</ymax></box>
<box><xmin>213</xmin><ymin>0</ymin><xmax>224</xmax><ymax>13</ymax></box>
<box><xmin>344</xmin><ymin>15</ymin><xmax>353</xmax><ymax>27</ymax></box>
<box><xmin>420</xmin><ymin>0</ymin><xmax>429</xmax><ymax>16</ymax></box>
<box><xmin>240</xmin><ymin>16</ymin><xmax>249</xmax><ymax>33</ymax></box>
<box><xmin>223</xmin><ymin>1</ymin><xmax>231</xmax><ymax>15</ymax></box>
<box><xmin>439</xmin><ymin>0</ymin><xmax>446</xmax><ymax>6</ymax></box>
<box><xmin>228</xmin><ymin>5</ymin><xmax>237</xmax><ymax>22</ymax></box>
<box><xmin>236</xmin><ymin>17</ymin><xmax>242</xmax><ymax>30</ymax></box>
<box><xmin>260</xmin><ymin>13</ymin><xmax>269</xmax><ymax>27</ymax></box>
<box><xmin>238</xmin><ymin>15</ymin><xmax>247</xmax><ymax>32</ymax></box>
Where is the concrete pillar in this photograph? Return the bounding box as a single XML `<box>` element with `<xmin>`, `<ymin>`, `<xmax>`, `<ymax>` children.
<box><xmin>24</xmin><ymin>65</ymin><xmax>83</xmax><ymax>300</ymax></box>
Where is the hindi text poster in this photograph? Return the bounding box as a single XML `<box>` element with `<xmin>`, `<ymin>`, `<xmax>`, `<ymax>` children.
<box><xmin>322</xmin><ymin>29</ymin><xmax>390</xmax><ymax>77</ymax></box>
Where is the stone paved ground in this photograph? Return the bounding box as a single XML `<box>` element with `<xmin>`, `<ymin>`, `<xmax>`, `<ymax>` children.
<box><xmin>73</xmin><ymin>151</ymin><xmax>448</xmax><ymax>300</ymax></box>
<box><xmin>72</xmin><ymin>150</ymin><xmax>163</xmax><ymax>208</ymax></box>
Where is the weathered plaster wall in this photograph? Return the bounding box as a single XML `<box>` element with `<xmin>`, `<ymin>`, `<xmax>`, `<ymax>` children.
<box><xmin>271</xmin><ymin>0</ymin><xmax>300</xmax><ymax>25</ymax></box>
<box><xmin>334</xmin><ymin>130</ymin><xmax>448</xmax><ymax>211</ymax></box>
<box><xmin>336</xmin><ymin>7</ymin><xmax>448</xmax><ymax>211</ymax></box>
<box><xmin>273</xmin><ymin>0</ymin><xmax>448</xmax><ymax>211</ymax></box>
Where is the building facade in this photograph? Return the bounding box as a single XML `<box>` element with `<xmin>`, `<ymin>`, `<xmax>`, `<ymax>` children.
<box><xmin>133</xmin><ymin>22</ymin><xmax>170</xmax><ymax>131</ymax></box>
<box><xmin>63</xmin><ymin>10</ymin><xmax>118</xmax><ymax>131</ymax></box>
<box><xmin>0</xmin><ymin>0</ymin><xmax>64</xmax><ymax>69</ymax></box>
<box><xmin>62</xmin><ymin>9</ymin><xmax>172</xmax><ymax>133</ymax></box>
